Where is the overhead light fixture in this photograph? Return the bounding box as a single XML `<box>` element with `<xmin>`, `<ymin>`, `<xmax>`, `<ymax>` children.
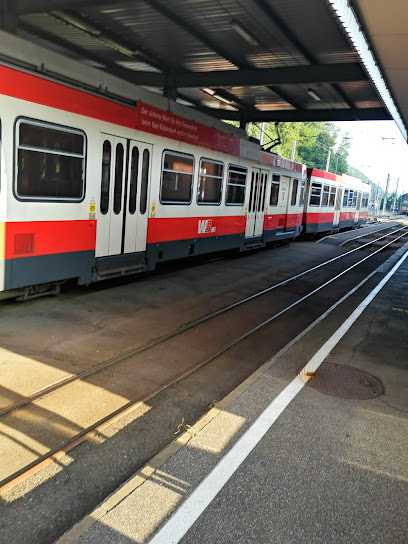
<box><xmin>52</xmin><ymin>11</ymin><xmax>136</xmax><ymax>57</ymax></box>
<box><xmin>51</xmin><ymin>11</ymin><xmax>102</xmax><ymax>37</ymax></box>
<box><xmin>213</xmin><ymin>93</ymin><xmax>234</xmax><ymax>105</ymax></box>
<box><xmin>201</xmin><ymin>88</ymin><xmax>235</xmax><ymax>106</ymax></box>
<box><xmin>100</xmin><ymin>8</ymin><xmax>124</xmax><ymax>14</ymax></box>
<box><xmin>102</xmin><ymin>37</ymin><xmax>135</xmax><ymax>58</ymax></box>
<box><xmin>231</xmin><ymin>20</ymin><xmax>258</xmax><ymax>46</ymax></box>
<box><xmin>307</xmin><ymin>88</ymin><xmax>322</xmax><ymax>102</ymax></box>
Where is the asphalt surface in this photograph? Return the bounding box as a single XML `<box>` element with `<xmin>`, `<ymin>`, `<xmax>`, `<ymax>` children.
<box><xmin>65</xmin><ymin>242</ymin><xmax>408</xmax><ymax>544</ymax></box>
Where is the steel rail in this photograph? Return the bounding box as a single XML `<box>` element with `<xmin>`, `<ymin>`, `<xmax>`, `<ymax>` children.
<box><xmin>1</xmin><ymin>229</ymin><xmax>407</xmax><ymax>493</ymax></box>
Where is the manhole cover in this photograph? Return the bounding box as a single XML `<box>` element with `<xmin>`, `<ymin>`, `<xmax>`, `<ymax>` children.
<box><xmin>298</xmin><ymin>363</ymin><xmax>384</xmax><ymax>399</ymax></box>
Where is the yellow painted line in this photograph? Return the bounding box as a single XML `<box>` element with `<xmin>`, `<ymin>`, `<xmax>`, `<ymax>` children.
<box><xmin>392</xmin><ymin>307</ymin><xmax>408</xmax><ymax>314</ymax></box>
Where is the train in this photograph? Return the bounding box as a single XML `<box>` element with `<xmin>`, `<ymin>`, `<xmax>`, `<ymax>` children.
<box><xmin>0</xmin><ymin>31</ymin><xmax>370</xmax><ymax>300</ymax></box>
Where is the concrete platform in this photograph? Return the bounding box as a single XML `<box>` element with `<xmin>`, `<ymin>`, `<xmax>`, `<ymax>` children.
<box><xmin>63</xmin><ymin>243</ymin><xmax>408</xmax><ymax>544</ymax></box>
<box><xmin>318</xmin><ymin>219</ymin><xmax>403</xmax><ymax>246</ymax></box>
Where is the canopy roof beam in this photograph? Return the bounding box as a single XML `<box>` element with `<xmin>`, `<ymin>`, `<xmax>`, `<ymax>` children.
<box><xmin>199</xmin><ymin>107</ymin><xmax>390</xmax><ymax>122</ymax></box>
<box><xmin>111</xmin><ymin>63</ymin><xmax>366</xmax><ymax>88</ymax></box>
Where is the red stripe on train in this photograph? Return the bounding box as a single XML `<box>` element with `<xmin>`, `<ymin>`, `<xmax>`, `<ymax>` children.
<box><xmin>303</xmin><ymin>212</ymin><xmax>335</xmax><ymax>224</ymax></box>
<box><xmin>264</xmin><ymin>213</ymin><xmax>303</xmax><ymax>229</ymax></box>
<box><xmin>307</xmin><ymin>169</ymin><xmax>340</xmax><ymax>182</ymax></box>
<box><xmin>339</xmin><ymin>211</ymin><xmax>358</xmax><ymax>221</ymax></box>
<box><xmin>4</xmin><ymin>220</ymin><xmax>96</xmax><ymax>259</ymax></box>
<box><xmin>147</xmin><ymin>216</ymin><xmax>246</xmax><ymax>243</ymax></box>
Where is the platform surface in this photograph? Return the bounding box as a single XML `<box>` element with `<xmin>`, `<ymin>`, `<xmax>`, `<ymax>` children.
<box><xmin>62</xmin><ymin>244</ymin><xmax>408</xmax><ymax>544</ymax></box>
<box><xmin>317</xmin><ymin>219</ymin><xmax>401</xmax><ymax>246</ymax></box>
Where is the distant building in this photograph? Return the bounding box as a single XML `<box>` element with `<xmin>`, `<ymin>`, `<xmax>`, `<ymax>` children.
<box><xmin>400</xmin><ymin>193</ymin><xmax>408</xmax><ymax>213</ymax></box>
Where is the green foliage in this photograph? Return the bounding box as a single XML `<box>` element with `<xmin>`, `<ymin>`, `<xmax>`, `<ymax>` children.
<box><xmin>348</xmin><ymin>165</ymin><xmax>372</xmax><ymax>184</ymax></box>
<box><xmin>222</xmin><ymin>120</ymin><xmax>351</xmax><ymax>174</ymax></box>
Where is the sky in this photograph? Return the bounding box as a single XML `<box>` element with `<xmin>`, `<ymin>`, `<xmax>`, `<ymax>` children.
<box><xmin>334</xmin><ymin>121</ymin><xmax>408</xmax><ymax>196</ymax></box>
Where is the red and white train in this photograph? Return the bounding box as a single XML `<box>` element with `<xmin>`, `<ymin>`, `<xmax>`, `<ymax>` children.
<box><xmin>303</xmin><ymin>171</ymin><xmax>370</xmax><ymax>235</ymax></box>
<box><xmin>0</xmin><ymin>32</ymin><xmax>370</xmax><ymax>299</ymax></box>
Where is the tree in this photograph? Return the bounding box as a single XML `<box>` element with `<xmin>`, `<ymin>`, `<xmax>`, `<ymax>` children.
<box><xmin>222</xmin><ymin>120</ymin><xmax>350</xmax><ymax>173</ymax></box>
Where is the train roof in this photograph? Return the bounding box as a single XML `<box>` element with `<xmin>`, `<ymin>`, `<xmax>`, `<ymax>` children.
<box><xmin>307</xmin><ymin>168</ymin><xmax>340</xmax><ymax>182</ymax></box>
<box><xmin>307</xmin><ymin>168</ymin><xmax>371</xmax><ymax>192</ymax></box>
<box><xmin>341</xmin><ymin>174</ymin><xmax>371</xmax><ymax>192</ymax></box>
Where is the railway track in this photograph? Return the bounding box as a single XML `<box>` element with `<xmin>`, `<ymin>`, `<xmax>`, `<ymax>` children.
<box><xmin>1</xmin><ymin>226</ymin><xmax>408</xmax><ymax>493</ymax></box>
<box><xmin>1</xmin><ymin>224</ymin><xmax>406</xmax><ymax>419</ymax></box>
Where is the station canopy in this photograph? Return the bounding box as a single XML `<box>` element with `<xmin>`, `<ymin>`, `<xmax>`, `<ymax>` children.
<box><xmin>5</xmin><ymin>0</ymin><xmax>408</xmax><ymax>140</ymax></box>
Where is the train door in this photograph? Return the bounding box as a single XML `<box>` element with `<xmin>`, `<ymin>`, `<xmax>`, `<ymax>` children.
<box><xmin>245</xmin><ymin>168</ymin><xmax>268</xmax><ymax>238</ymax></box>
<box><xmin>333</xmin><ymin>187</ymin><xmax>342</xmax><ymax>227</ymax></box>
<box><xmin>355</xmin><ymin>191</ymin><xmax>362</xmax><ymax>224</ymax></box>
<box><xmin>277</xmin><ymin>175</ymin><xmax>290</xmax><ymax>228</ymax></box>
<box><xmin>124</xmin><ymin>143</ymin><xmax>152</xmax><ymax>254</ymax></box>
<box><xmin>96</xmin><ymin>135</ymin><xmax>152</xmax><ymax>257</ymax></box>
<box><xmin>254</xmin><ymin>170</ymin><xmax>268</xmax><ymax>236</ymax></box>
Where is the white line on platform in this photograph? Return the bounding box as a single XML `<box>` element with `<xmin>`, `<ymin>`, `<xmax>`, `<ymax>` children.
<box><xmin>148</xmin><ymin>249</ymin><xmax>408</xmax><ymax>544</ymax></box>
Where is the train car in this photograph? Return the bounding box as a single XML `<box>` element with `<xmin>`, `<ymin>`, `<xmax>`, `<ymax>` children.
<box><xmin>303</xmin><ymin>169</ymin><xmax>342</xmax><ymax>234</ymax></box>
<box><xmin>399</xmin><ymin>193</ymin><xmax>408</xmax><ymax>214</ymax></box>
<box><xmin>260</xmin><ymin>152</ymin><xmax>305</xmax><ymax>244</ymax></box>
<box><xmin>0</xmin><ymin>31</ymin><xmax>306</xmax><ymax>300</ymax></box>
<box><xmin>339</xmin><ymin>174</ymin><xmax>370</xmax><ymax>229</ymax></box>
<box><xmin>303</xmin><ymin>169</ymin><xmax>370</xmax><ymax>235</ymax></box>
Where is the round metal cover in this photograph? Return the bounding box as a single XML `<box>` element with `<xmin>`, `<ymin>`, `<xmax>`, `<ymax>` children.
<box><xmin>298</xmin><ymin>363</ymin><xmax>384</xmax><ymax>399</ymax></box>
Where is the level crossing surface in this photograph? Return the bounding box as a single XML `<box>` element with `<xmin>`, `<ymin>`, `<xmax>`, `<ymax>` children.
<box><xmin>59</xmin><ymin>243</ymin><xmax>408</xmax><ymax>544</ymax></box>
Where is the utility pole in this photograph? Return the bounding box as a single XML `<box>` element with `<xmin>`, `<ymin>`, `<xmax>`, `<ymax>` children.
<box><xmin>259</xmin><ymin>122</ymin><xmax>265</xmax><ymax>147</ymax></box>
<box><xmin>290</xmin><ymin>140</ymin><xmax>297</xmax><ymax>161</ymax></box>
<box><xmin>326</xmin><ymin>147</ymin><xmax>332</xmax><ymax>172</ymax></box>
<box><xmin>382</xmin><ymin>173</ymin><xmax>390</xmax><ymax>215</ymax></box>
<box><xmin>391</xmin><ymin>177</ymin><xmax>399</xmax><ymax>214</ymax></box>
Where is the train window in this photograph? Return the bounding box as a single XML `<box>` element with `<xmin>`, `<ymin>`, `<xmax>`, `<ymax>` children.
<box><xmin>258</xmin><ymin>173</ymin><xmax>266</xmax><ymax>212</ymax></box>
<box><xmin>140</xmin><ymin>149</ymin><xmax>150</xmax><ymax>214</ymax></box>
<box><xmin>16</xmin><ymin>119</ymin><xmax>86</xmax><ymax>201</ymax></box>
<box><xmin>248</xmin><ymin>172</ymin><xmax>255</xmax><ymax>211</ymax></box>
<box><xmin>128</xmin><ymin>146</ymin><xmax>139</xmax><ymax>215</ymax></box>
<box><xmin>291</xmin><ymin>179</ymin><xmax>299</xmax><ymax>206</ymax></box>
<box><xmin>253</xmin><ymin>172</ymin><xmax>259</xmax><ymax>211</ymax></box>
<box><xmin>343</xmin><ymin>189</ymin><xmax>349</xmax><ymax>207</ymax></box>
<box><xmin>362</xmin><ymin>193</ymin><xmax>369</xmax><ymax>208</ymax></box>
<box><xmin>161</xmin><ymin>151</ymin><xmax>194</xmax><ymax>204</ymax></box>
<box><xmin>309</xmin><ymin>182</ymin><xmax>322</xmax><ymax>206</ymax></box>
<box><xmin>270</xmin><ymin>174</ymin><xmax>280</xmax><ymax>206</ymax></box>
<box><xmin>329</xmin><ymin>186</ymin><xmax>336</xmax><ymax>207</ymax></box>
<box><xmin>299</xmin><ymin>179</ymin><xmax>306</xmax><ymax>207</ymax></box>
<box><xmin>113</xmin><ymin>143</ymin><xmax>124</xmax><ymax>214</ymax></box>
<box><xmin>197</xmin><ymin>159</ymin><xmax>223</xmax><ymax>205</ymax></box>
<box><xmin>352</xmin><ymin>191</ymin><xmax>358</xmax><ymax>207</ymax></box>
<box><xmin>348</xmin><ymin>190</ymin><xmax>354</xmax><ymax>207</ymax></box>
<box><xmin>321</xmin><ymin>184</ymin><xmax>330</xmax><ymax>206</ymax></box>
<box><xmin>100</xmin><ymin>140</ymin><xmax>111</xmax><ymax>215</ymax></box>
<box><xmin>226</xmin><ymin>165</ymin><xmax>247</xmax><ymax>205</ymax></box>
